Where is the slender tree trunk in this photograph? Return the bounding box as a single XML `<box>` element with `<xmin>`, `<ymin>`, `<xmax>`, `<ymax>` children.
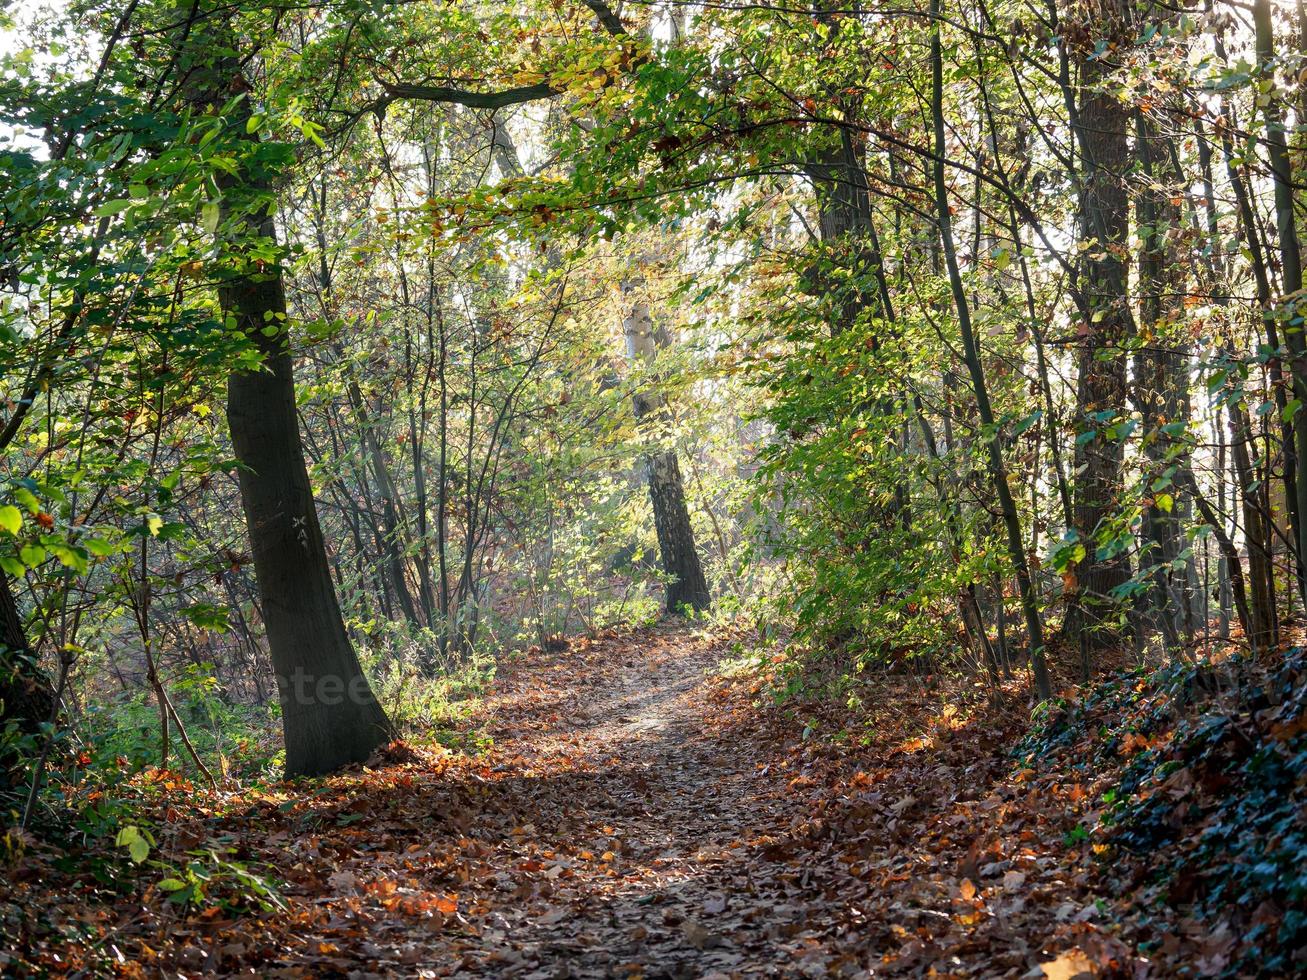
<box><xmin>623</xmin><ymin>290</ymin><xmax>710</xmax><ymax>614</ymax></box>
<box><xmin>1253</xmin><ymin>0</ymin><xmax>1307</xmax><ymax>597</ymax></box>
<box><xmin>1215</xmin><ymin>413</ymin><xmax>1233</xmax><ymax>640</ymax></box>
<box><xmin>931</xmin><ymin>0</ymin><xmax>1049</xmax><ymax>699</ymax></box>
<box><xmin>1228</xmin><ymin>401</ymin><xmax>1277</xmax><ymax>653</ymax></box>
<box><xmin>343</xmin><ymin>376</ymin><xmax>422</xmax><ymax>628</ymax></box>
<box><xmin>992</xmin><ymin>573</ymin><xmax>1013</xmax><ymax>677</ymax></box>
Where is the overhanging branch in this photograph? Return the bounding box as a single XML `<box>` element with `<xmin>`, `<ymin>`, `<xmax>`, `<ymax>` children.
<box><xmin>379</xmin><ymin>79</ymin><xmax>558</xmax><ymax>111</ymax></box>
<box><xmin>365</xmin><ymin>0</ymin><xmax>632</xmax><ymax>118</ymax></box>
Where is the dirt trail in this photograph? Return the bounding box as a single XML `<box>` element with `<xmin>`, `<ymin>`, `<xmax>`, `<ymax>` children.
<box><xmin>448</xmin><ymin>624</ymin><xmax>850</xmax><ymax>977</ymax></box>
<box><xmin>12</xmin><ymin>622</ymin><xmax>1274</xmax><ymax>977</ymax></box>
<box><xmin>8</xmin><ymin>625</ymin><xmax>862</xmax><ymax>978</ymax></box>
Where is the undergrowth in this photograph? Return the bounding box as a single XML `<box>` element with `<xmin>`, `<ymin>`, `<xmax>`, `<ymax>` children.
<box><xmin>1018</xmin><ymin>649</ymin><xmax>1307</xmax><ymax>977</ymax></box>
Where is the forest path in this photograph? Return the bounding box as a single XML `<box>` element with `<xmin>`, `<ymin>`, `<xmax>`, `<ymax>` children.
<box><xmin>16</xmin><ymin>622</ymin><xmax>1156</xmax><ymax>977</ymax></box>
<box><xmin>445</xmin><ymin>623</ymin><xmax>849</xmax><ymax>977</ymax></box>
<box><xmin>36</xmin><ymin>624</ymin><xmax>870</xmax><ymax>977</ymax></box>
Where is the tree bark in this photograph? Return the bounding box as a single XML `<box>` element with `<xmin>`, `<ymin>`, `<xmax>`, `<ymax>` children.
<box><xmin>1228</xmin><ymin>401</ymin><xmax>1277</xmax><ymax>653</ymax></box>
<box><xmin>623</xmin><ymin>291</ymin><xmax>711</xmax><ymax>614</ymax></box>
<box><xmin>193</xmin><ymin>47</ymin><xmax>394</xmax><ymax>776</ymax></box>
<box><xmin>1065</xmin><ymin>0</ymin><xmax>1135</xmax><ymax>649</ymax></box>
<box><xmin>1134</xmin><ymin>111</ymin><xmax>1190</xmax><ymax>654</ymax></box>
<box><xmin>1253</xmin><ymin>0</ymin><xmax>1307</xmax><ymax>596</ymax></box>
<box><xmin>1</xmin><ymin>573</ymin><xmax>54</xmax><ymax>793</ymax></box>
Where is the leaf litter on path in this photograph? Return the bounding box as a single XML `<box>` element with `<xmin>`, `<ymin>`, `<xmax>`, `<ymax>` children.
<box><xmin>3</xmin><ymin>623</ymin><xmax>1268</xmax><ymax>977</ymax></box>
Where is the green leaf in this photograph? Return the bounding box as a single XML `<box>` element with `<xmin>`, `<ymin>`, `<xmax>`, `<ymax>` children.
<box><xmin>1155</xmin><ymin>492</ymin><xmax>1174</xmax><ymax>513</ymax></box>
<box><xmin>1012</xmin><ymin>409</ymin><xmax>1042</xmax><ymax>437</ymax></box>
<box><xmin>181</xmin><ymin>602</ymin><xmax>230</xmax><ymax>632</ymax></box>
<box><xmin>48</xmin><ymin>544</ymin><xmax>88</xmax><ymax>574</ymax></box>
<box><xmin>84</xmin><ymin>536</ymin><xmax>117</xmax><ymax>557</ymax></box>
<box><xmin>201</xmin><ymin>201</ymin><xmax>221</xmax><ymax>234</ymax></box>
<box><xmin>0</xmin><ymin>556</ymin><xmax>25</xmax><ymax>577</ymax></box>
<box><xmin>157</xmin><ymin>877</ymin><xmax>187</xmax><ymax>891</ymax></box>
<box><xmin>93</xmin><ymin>199</ymin><xmax>133</xmax><ymax>217</ymax></box>
<box><xmin>0</xmin><ymin>505</ymin><xmax>21</xmax><ymax>535</ymax></box>
<box><xmin>116</xmin><ymin>825</ymin><xmax>151</xmax><ymax>864</ymax></box>
<box><xmin>12</xmin><ymin>487</ymin><xmax>39</xmax><ymax>514</ymax></box>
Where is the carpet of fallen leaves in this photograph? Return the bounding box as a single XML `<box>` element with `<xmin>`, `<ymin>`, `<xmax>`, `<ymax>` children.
<box><xmin>2</xmin><ymin>622</ymin><xmax>1303</xmax><ymax>977</ymax></box>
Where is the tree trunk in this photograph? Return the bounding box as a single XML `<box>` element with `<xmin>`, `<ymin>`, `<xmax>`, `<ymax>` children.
<box><xmin>1253</xmin><ymin>0</ymin><xmax>1307</xmax><ymax>596</ymax></box>
<box><xmin>623</xmin><ymin>290</ymin><xmax>711</xmax><ymax>614</ymax></box>
<box><xmin>1065</xmin><ymin>0</ymin><xmax>1135</xmax><ymax>649</ymax></box>
<box><xmin>0</xmin><ymin>574</ymin><xmax>53</xmax><ymax>793</ymax></box>
<box><xmin>1134</xmin><ymin>111</ymin><xmax>1190</xmax><ymax>654</ymax></box>
<box><xmin>1228</xmin><ymin>401</ymin><xmax>1277</xmax><ymax>653</ymax></box>
<box><xmin>197</xmin><ymin>51</ymin><xmax>394</xmax><ymax>776</ymax></box>
<box><xmin>645</xmin><ymin>449</ymin><xmax>711</xmax><ymax>613</ymax></box>
<box><xmin>803</xmin><ymin>137</ymin><xmax>873</xmax><ymax>340</ymax></box>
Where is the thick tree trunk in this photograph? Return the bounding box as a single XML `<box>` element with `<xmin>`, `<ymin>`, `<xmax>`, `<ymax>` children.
<box><xmin>222</xmin><ymin>268</ymin><xmax>395</xmax><ymax>775</ymax></box>
<box><xmin>645</xmin><ymin>450</ymin><xmax>711</xmax><ymax>613</ymax></box>
<box><xmin>0</xmin><ymin>574</ymin><xmax>52</xmax><ymax>794</ymax></box>
<box><xmin>623</xmin><ymin>291</ymin><xmax>710</xmax><ymax>614</ymax></box>
<box><xmin>1134</xmin><ymin>112</ymin><xmax>1191</xmax><ymax>654</ymax></box>
<box><xmin>197</xmin><ymin>50</ymin><xmax>394</xmax><ymax>776</ymax></box>
<box><xmin>803</xmin><ymin>135</ymin><xmax>874</xmax><ymax>340</ymax></box>
<box><xmin>0</xmin><ymin>575</ymin><xmax>51</xmax><ymax>727</ymax></box>
<box><xmin>1065</xmin><ymin>0</ymin><xmax>1135</xmax><ymax>649</ymax></box>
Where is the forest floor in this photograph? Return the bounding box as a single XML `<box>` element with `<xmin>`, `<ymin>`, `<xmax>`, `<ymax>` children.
<box><xmin>5</xmin><ymin>622</ymin><xmax>1302</xmax><ymax>977</ymax></box>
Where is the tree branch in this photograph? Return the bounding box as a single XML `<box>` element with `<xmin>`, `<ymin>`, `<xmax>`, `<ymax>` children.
<box><xmin>380</xmin><ymin>80</ymin><xmax>558</xmax><ymax>111</ymax></box>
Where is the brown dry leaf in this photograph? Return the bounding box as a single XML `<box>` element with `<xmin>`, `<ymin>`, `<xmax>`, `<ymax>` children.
<box><xmin>681</xmin><ymin>919</ymin><xmax>721</xmax><ymax>950</ymax></box>
<box><xmin>1040</xmin><ymin>948</ymin><xmax>1095</xmax><ymax>980</ymax></box>
<box><xmin>326</xmin><ymin>870</ymin><xmax>359</xmax><ymax>893</ymax></box>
